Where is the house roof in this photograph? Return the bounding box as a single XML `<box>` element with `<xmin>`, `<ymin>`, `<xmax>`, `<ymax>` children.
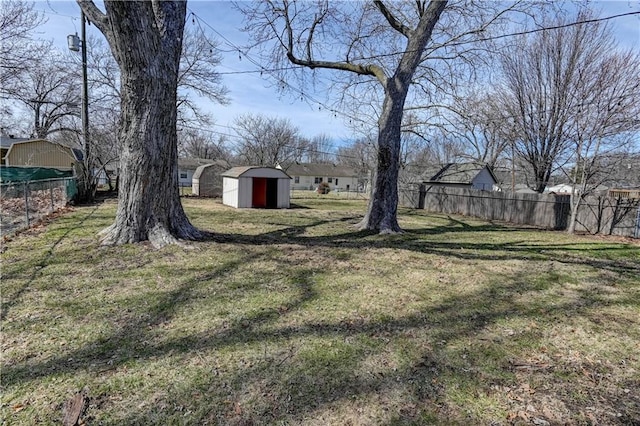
<box><xmin>285</xmin><ymin>162</ymin><xmax>358</xmax><ymax>177</ymax></box>
<box><xmin>221</xmin><ymin>166</ymin><xmax>291</xmax><ymax>179</ymax></box>
<box><xmin>426</xmin><ymin>162</ymin><xmax>497</xmax><ymax>184</ymax></box>
<box><xmin>1</xmin><ymin>135</ymin><xmax>36</xmax><ymax>149</ymax></box>
<box><xmin>0</xmin><ymin>135</ymin><xmax>31</xmax><ymax>149</ymax></box>
<box><xmin>178</xmin><ymin>157</ymin><xmax>216</xmax><ymax>170</ymax></box>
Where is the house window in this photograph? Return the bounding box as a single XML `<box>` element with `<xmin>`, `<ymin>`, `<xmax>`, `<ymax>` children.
<box><xmin>294</xmin><ymin>176</ymin><xmax>300</xmax><ymax>184</ymax></box>
<box><xmin>335</xmin><ymin>178</ymin><xmax>339</xmax><ymax>185</ymax></box>
<box><xmin>180</xmin><ymin>172</ymin><xmax>188</xmax><ymax>179</ymax></box>
<box><xmin>314</xmin><ymin>177</ymin><xmax>323</xmax><ymax>184</ymax></box>
<box><xmin>328</xmin><ymin>177</ymin><xmax>333</xmax><ymax>183</ymax></box>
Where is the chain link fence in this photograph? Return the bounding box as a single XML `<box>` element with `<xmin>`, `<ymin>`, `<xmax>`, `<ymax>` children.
<box><xmin>1</xmin><ymin>177</ymin><xmax>77</xmax><ymax>237</ymax></box>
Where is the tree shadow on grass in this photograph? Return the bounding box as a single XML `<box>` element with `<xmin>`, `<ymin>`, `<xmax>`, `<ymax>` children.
<box><xmin>201</xmin><ymin>217</ymin><xmax>640</xmax><ymax>278</ymax></box>
<box><xmin>97</xmin><ymin>266</ymin><xmax>638</xmax><ymax>425</ymax></box>
<box><xmin>3</xmin><ymin>209</ymin><xmax>638</xmax><ymax>424</ymax></box>
<box><xmin>4</xmin><ymin>248</ymin><xmax>638</xmax><ymax>423</ymax></box>
<box><xmin>0</xmin><ymin>204</ymin><xmax>103</xmax><ymax>322</ymax></box>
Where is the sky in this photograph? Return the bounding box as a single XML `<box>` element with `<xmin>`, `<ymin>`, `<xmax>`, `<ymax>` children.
<box><xmin>25</xmin><ymin>1</ymin><xmax>640</xmax><ymax>146</ymax></box>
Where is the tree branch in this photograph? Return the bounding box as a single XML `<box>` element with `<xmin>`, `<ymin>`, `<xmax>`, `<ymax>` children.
<box><xmin>76</xmin><ymin>1</ymin><xmax>109</xmax><ymax>35</ymax></box>
<box><xmin>373</xmin><ymin>0</ymin><xmax>413</xmax><ymax>38</ymax></box>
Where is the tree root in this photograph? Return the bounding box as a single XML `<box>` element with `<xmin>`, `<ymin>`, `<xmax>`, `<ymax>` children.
<box><xmin>99</xmin><ymin>221</ymin><xmax>205</xmax><ymax>249</ymax></box>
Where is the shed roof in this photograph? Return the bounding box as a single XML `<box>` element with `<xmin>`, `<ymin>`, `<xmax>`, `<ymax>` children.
<box><xmin>6</xmin><ymin>139</ymin><xmax>83</xmax><ymax>162</ymax></box>
<box><xmin>192</xmin><ymin>159</ymin><xmax>230</xmax><ymax>179</ymax></box>
<box><xmin>221</xmin><ymin>166</ymin><xmax>291</xmax><ymax>179</ymax></box>
<box><xmin>0</xmin><ymin>135</ymin><xmax>30</xmax><ymax>149</ymax></box>
<box><xmin>178</xmin><ymin>157</ymin><xmax>217</xmax><ymax>171</ymax></box>
<box><xmin>285</xmin><ymin>163</ymin><xmax>358</xmax><ymax>177</ymax></box>
<box><xmin>426</xmin><ymin>162</ymin><xmax>497</xmax><ymax>184</ymax></box>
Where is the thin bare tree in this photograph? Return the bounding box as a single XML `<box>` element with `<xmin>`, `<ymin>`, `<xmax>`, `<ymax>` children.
<box><xmin>3</xmin><ymin>49</ymin><xmax>81</xmax><ymax>138</ymax></box>
<box><xmin>496</xmin><ymin>10</ymin><xmax>613</xmax><ymax>193</ymax></box>
<box><xmin>565</xmin><ymin>48</ymin><xmax>640</xmax><ymax>233</ymax></box>
<box><xmin>0</xmin><ymin>0</ymin><xmax>46</xmax><ymax>87</ymax></box>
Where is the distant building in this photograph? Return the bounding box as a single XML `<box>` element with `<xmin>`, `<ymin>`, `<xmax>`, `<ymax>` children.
<box><xmin>285</xmin><ymin>163</ymin><xmax>359</xmax><ymax>191</ymax></box>
<box><xmin>1</xmin><ymin>134</ymin><xmax>30</xmax><ymax>164</ymax></box>
<box><xmin>424</xmin><ymin>162</ymin><xmax>498</xmax><ymax>191</ymax></box>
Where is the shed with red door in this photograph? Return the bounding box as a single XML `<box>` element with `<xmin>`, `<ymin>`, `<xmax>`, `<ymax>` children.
<box><xmin>221</xmin><ymin>166</ymin><xmax>291</xmax><ymax>209</ymax></box>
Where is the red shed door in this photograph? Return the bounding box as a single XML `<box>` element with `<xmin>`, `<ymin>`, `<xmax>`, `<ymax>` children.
<box><xmin>252</xmin><ymin>178</ymin><xmax>267</xmax><ymax>208</ymax></box>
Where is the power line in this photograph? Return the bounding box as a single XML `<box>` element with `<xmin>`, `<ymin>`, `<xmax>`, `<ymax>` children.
<box><xmin>186</xmin><ymin>8</ymin><xmax>639</xmax><ymax>131</ymax></box>
<box><xmin>186</xmin><ymin>10</ymin><xmax>371</xmax><ymax>127</ymax></box>
<box><xmin>352</xmin><ymin>11</ymin><xmax>640</xmax><ymax>62</ymax></box>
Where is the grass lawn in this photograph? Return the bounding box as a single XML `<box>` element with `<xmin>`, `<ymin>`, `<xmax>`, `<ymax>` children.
<box><xmin>1</xmin><ymin>197</ymin><xmax>639</xmax><ymax>425</ymax></box>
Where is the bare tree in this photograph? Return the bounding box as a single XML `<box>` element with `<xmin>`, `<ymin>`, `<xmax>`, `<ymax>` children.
<box><xmin>178</xmin><ymin>128</ymin><xmax>232</xmax><ymax>162</ymax></box>
<box><xmin>496</xmin><ymin>10</ymin><xmax>610</xmax><ymax>193</ymax></box>
<box><xmin>85</xmin><ymin>28</ymin><xmax>228</xmax><ymax>128</ymax></box>
<box><xmin>78</xmin><ymin>0</ymin><xmax>201</xmax><ymax>247</ymax></box>
<box><xmin>303</xmin><ymin>134</ymin><xmax>336</xmax><ymax>163</ymax></box>
<box><xmin>177</xmin><ymin>26</ymin><xmax>230</xmax><ymax>124</ymax></box>
<box><xmin>443</xmin><ymin>91</ymin><xmax>512</xmax><ymax>168</ymax></box>
<box><xmin>241</xmin><ymin>0</ymin><xmax>447</xmax><ymax>232</ymax></box>
<box><xmin>0</xmin><ymin>0</ymin><xmax>46</xmax><ymax>86</ymax></box>
<box><xmin>239</xmin><ymin>0</ymin><xmax>536</xmax><ymax>233</ymax></box>
<box><xmin>233</xmin><ymin>113</ymin><xmax>303</xmax><ymax>167</ymax></box>
<box><xmin>3</xmin><ymin>49</ymin><xmax>81</xmax><ymax>138</ymax></box>
<box><xmin>565</xmin><ymin>48</ymin><xmax>640</xmax><ymax>233</ymax></box>
<box><xmin>336</xmin><ymin>136</ymin><xmax>377</xmax><ymax>190</ymax></box>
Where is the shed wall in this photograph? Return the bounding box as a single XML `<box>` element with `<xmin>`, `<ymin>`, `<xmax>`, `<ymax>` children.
<box><xmin>238</xmin><ymin>177</ymin><xmax>253</xmax><ymax>208</ymax></box>
<box><xmin>222</xmin><ymin>177</ymin><xmax>239</xmax><ymax>208</ymax></box>
<box><xmin>6</xmin><ymin>141</ymin><xmax>76</xmax><ymax>169</ymax></box>
<box><xmin>278</xmin><ymin>179</ymin><xmax>291</xmax><ymax>208</ymax></box>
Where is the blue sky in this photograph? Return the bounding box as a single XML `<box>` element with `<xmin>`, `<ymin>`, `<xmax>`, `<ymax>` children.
<box><xmin>30</xmin><ymin>1</ymin><xmax>640</xmax><ymax>145</ymax></box>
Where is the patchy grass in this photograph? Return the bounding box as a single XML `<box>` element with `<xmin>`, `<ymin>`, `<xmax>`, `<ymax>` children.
<box><xmin>1</xmin><ymin>197</ymin><xmax>639</xmax><ymax>425</ymax></box>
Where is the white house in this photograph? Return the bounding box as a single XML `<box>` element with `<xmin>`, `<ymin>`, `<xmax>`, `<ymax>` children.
<box><xmin>221</xmin><ymin>166</ymin><xmax>291</xmax><ymax>209</ymax></box>
<box><xmin>285</xmin><ymin>163</ymin><xmax>360</xmax><ymax>192</ymax></box>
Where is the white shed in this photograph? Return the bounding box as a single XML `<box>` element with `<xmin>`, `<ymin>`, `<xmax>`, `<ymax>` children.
<box><xmin>221</xmin><ymin>166</ymin><xmax>291</xmax><ymax>209</ymax></box>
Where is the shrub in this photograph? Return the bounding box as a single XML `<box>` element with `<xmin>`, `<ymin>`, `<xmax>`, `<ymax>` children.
<box><xmin>317</xmin><ymin>182</ymin><xmax>331</xmax><ymax>194</ymax></box>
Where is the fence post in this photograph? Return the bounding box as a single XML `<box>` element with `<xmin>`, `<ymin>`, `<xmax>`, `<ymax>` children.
<box><xmin>50</xmin><ymin>182</ymin><xmax>55</xmax><ymax>213</ymax></box>
<box><xmin>418</xmin><ymin>184</ymin><xmax>426</xmax><ymax>209</ymax></box>
<box><xmin>23</xmin><ymin>181</ymin><xmax>30</xmax><ymax>227</ymax></box>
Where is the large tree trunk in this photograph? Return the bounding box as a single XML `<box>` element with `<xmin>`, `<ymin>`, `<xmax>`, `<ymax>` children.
<box><xmin>357</xmin><ymin>88</ymin><xmax>405</xmax><ymax>233</ymax></box>
<box><xmin>356</xmin><ymin>1</ymin><xmax>447</xmax><ymax>233</ymax></box>
<box><xmin>79</xmin><ymin>1</ymin><xmax>202</xmax><ymax>247</ymax></box>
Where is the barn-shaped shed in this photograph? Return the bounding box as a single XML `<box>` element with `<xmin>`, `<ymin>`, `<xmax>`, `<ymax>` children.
<box><xmin>4</xmin><ymin>139</ymin><xmax>81</xmax><ymax>170</ymax></box>
<box><xmin>221</xmin><ymin>166</ymin><xmax>291</xmax><ymax>209</ymax></box>
<box><xmin>192</xmin><ymin>160</ymin><xmax>229</xmax><ymax>197</ymax></box>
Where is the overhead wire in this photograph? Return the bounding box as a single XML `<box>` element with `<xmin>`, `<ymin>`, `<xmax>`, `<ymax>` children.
<box><xmin>186</xmin><ymin>8</ymin><xmax>639</xmax><ymax>133</ymax></box>
<box><xmin>186</xmin><ymin>9</ymin><xmax>372</xmax><ymax>127</ymax></box>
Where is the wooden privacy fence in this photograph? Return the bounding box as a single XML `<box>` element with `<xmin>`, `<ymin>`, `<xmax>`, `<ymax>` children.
<box><xmin>399</xmin><ymin>185</ymin><xmax>640</xmax><ymax>238</ymax></box>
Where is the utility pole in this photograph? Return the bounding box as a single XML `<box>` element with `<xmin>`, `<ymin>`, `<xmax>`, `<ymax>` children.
<box><xmin>68</xmin><ymin>11</ymin><xmax>92</xmax><ymax>200</ymax></box>
<box><xmin>81</xmin><ymin>11</ymin><xmax>90</xmax><ymax>179</ymax></box>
